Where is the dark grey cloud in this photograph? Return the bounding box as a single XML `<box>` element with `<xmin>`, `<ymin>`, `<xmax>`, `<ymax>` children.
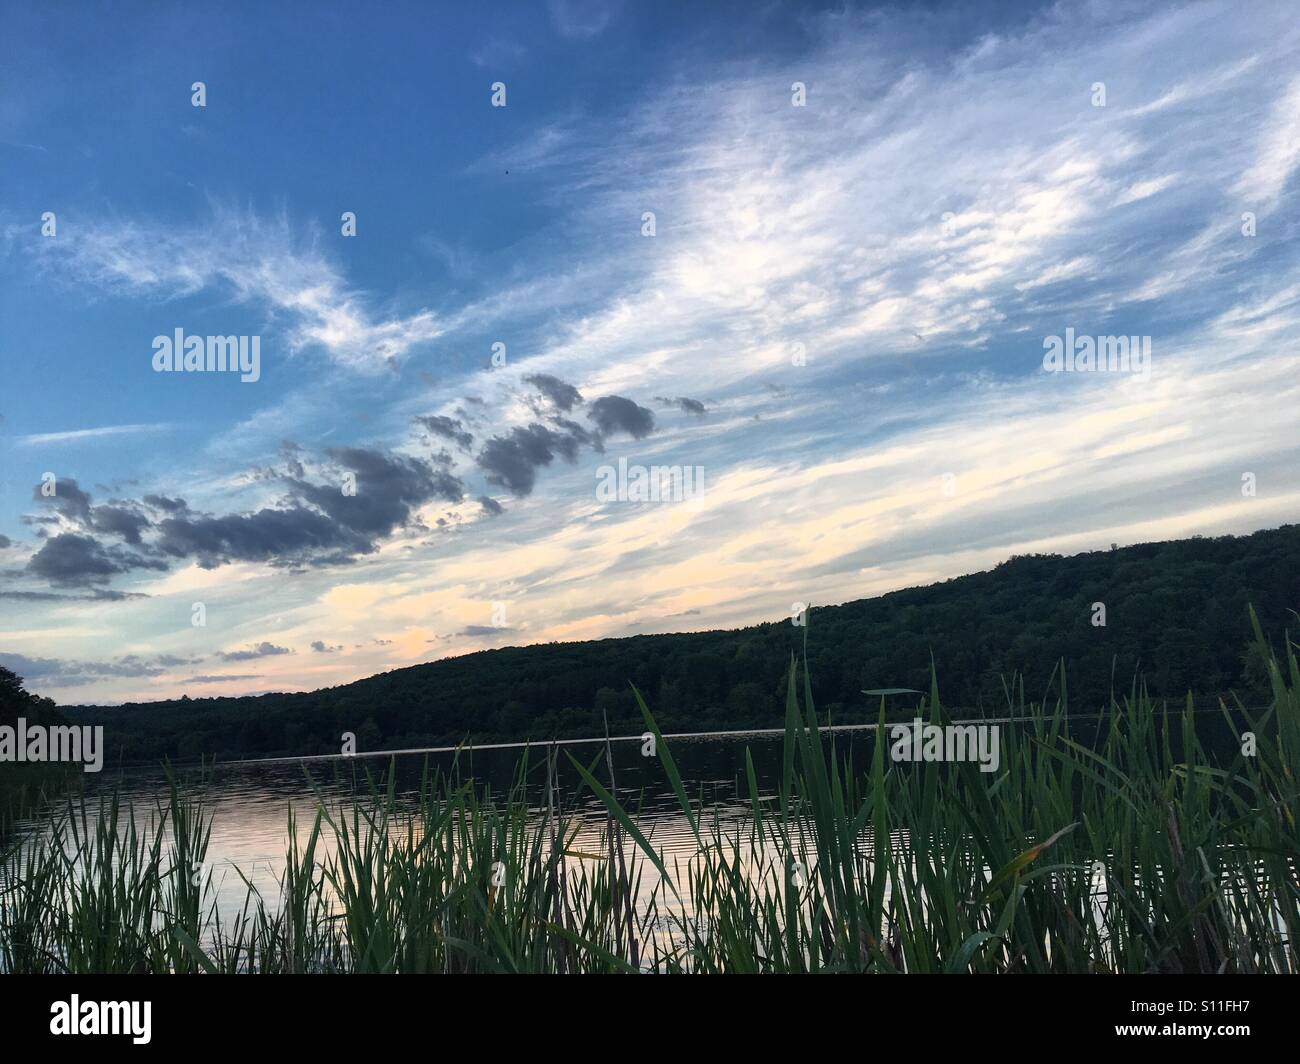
<box><xmin>588</xmin><ymin>396</ymin><xmax>655</xmax><ymax>439</ymax></box>
<box><xmin>27</xmin><ymin>532</ymin><xmax>165</xmax><ymax>586</ymax></box>
<box><xmin>524</xmin><ymin>373</ymin><xmax>583</xmax><ymax>412</ymax></box>
<box><xmin>655</xmin><ymin>396</ymin><xmax>707</xmax><ymax>416</ymax></box>
<box><xmin>27</xmin><ymin>476</ymin><xmax>154</xmax><ymax>548</ymax></box>
<box><xmin>549</xmin><ymin>416</ymin><xmax>602</xmax><ymax>451</ymax></box>
<box><xmin>0</xmin><ymin>534</ymin><xmax>10</xmax><ymax>549</ymax></box>
<box><xmin>0</xmin><ymin>651</ymin><xmax>198</xmax><ymax>688</ymax></box>
<box><xmin>278</xmin><ymin>441</ymin><xmax>307</xmax><ymax>478</ymax></box>
<box><xmin>10</xmin><ymin>386</ymin><xmax>679</xmax><ymax>592</ymax></box>
<box><xmin>414</xmin><ymin>414</ymin><xmax>474</xmax><ymax>450</ymax></box>
<box><xmin>156</xmin><ymin>506</ymin><xmax>372</xmax><ymax>569</ymax></box>
<box><xmin>219</xmin><ymin>642</ymin><xmax>292</xmax><ymax>662</ymax></box>
<box><xmin>32</xmin><ymin>478</ymin><xmax>93</xmax><ymax>522</ymax></box>
<box><xmin>15</xmin><ymin>447</ymin><xmax>471</xmax><ymax>584</ymax></box>
<box><xmin>473</xmin><ymin>396</ymin><xmax>658</xmax><ymax>498</ymax></box>
<box><xmin>475</xmin><ymin>423</ymin><xmax>587</xmax><ymax>496</ymax></box>
<box><xmin>152</xmin><ymin>448</ymin><xmax>464</xmax><ymax>571</ymax></box>
<box><xmin>0</xmin><ymin>588</ymin><xmax>148</xmax><ymax>602</ymax></box>
<box><xmin>142</xmin><ymin>495</ymin><xmax>189</xmax><ymax>514</ymax></box>
<box><xmin>311</xmin><ymin>640</ymin><xmax>343</xmax><ymax>653</ymax></box>
<box><xmin>90</xmin><ymin>504</ymin><xmax>151</xmax><ymax>545</ymax></box>
<box><xmin>288</xmin><ymin>447</ymin><xmax>465</xmax><ymax>537</ymax></box>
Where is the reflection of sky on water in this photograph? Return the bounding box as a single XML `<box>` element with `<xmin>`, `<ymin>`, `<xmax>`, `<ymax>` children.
<box><xmin>19</xmin><ymin>713</ymin><xmax>1245</xmax><ymax>935</ymax></box>
<box><xmin>39</xmin><ymin>732</ymin><xmax>790</xmax><ymax>926</ymax></box>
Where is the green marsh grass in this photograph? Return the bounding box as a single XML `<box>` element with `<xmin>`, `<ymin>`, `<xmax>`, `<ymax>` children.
<box><xmin>3</xmin><ymin>617</ymin><xmax>1297</xmax><ymax>974</ymax></box>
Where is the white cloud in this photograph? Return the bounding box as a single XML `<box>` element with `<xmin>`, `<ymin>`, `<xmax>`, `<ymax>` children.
<box><xmin>15</xmin><ymin>423</ymin><xmax>174</xmax><ymax>446</ymax></box>
<box><xmin>30</xmin><ymin>207</ymin><xmax>445</xmax><ymax>372</ymax></box>
<box><xmin>1234</xmin><ymin>74</ymin><xmax>1300</xmax><ymax>208</ymax></box>
<box><xmin>11</xmin><ymin>0</ymin><xmax>1300</xmax><ymax>704</ymax></box>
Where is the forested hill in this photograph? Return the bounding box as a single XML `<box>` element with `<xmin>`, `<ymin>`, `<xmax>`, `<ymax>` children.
<box><xmin>66</xmin><ymin>524</ymin><xmax>1300</xmax><ymax>764</ymax></box>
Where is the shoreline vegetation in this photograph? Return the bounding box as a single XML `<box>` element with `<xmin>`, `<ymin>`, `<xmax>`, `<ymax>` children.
<box><xmin>60</xmin><ymin>524</ymin><xmax>1300</xmax><ymax>766</ymax></box>
<box><xmin>0</xmin><ymin>669</ymin><xmax>73</xmax><ymax>846</ymax></box>
<box><xmin>2</xmin><ymin>614</ymin><xmax>1296</xmax><ymax>974</ymax></box>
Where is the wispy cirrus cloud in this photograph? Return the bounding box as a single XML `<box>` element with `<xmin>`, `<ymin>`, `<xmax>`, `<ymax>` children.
<box><xmin>453</xmin><ymin>0</ymin><xmax>1300</xmax><ymax>407</ymax></box>
<box><xmin>15</xmin><ymin>423</ymin><xmax>175</xmax><ymax>447</ymax></box>
<box><xmin>27</xmin><ymin>207</ymin><xmax>446</xmax><ymax>372</ymax></box>
<box><xmin>4</xmin><ymin>0</ymin><xmax>1300</xmax><ymax>706</ymax></box>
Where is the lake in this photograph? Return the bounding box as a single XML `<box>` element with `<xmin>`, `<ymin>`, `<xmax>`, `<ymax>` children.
<box><xmin>15</xmin><ymin>710</ymin><xmax>1249</xmax><ymax>929</ymax></box>
<box><xmin>23</xmin><ymin>727</ymin><xmax>800</xmax><ymax>924</ymax></box>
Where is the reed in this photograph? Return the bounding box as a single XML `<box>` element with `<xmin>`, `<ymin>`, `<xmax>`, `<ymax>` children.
<box><xmin>2</xmin><ymin>615</ymin><xmax>1296</xmax><ymax>974</ymax></box>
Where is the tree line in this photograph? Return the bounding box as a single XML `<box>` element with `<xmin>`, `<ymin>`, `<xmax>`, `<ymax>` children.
<box><xmin>46</xmin><ymin>523</ymin><xmax>1300</xmax><ymax>765</ymax></box>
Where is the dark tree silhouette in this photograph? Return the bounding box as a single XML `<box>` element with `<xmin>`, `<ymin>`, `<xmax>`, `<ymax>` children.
<box><xmin>49</xmin><ymin>524</ymin><xmax>1300</xmax><ymax>764</ymax></box>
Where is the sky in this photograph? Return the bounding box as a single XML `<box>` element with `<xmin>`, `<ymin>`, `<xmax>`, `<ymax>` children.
<box><xmin>1</xmin><ymin>0</ymin><xmax>1298</xmax><ymax>706</ymax></box>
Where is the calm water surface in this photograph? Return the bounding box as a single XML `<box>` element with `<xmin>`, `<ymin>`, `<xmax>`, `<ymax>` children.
<box><xmin>52</xmin><ymin>730</ymin><xmax>802</xmax><ymax>922</ymax></box>
<box><xmin>24</xmin><ymin>713</ymin><xmax>1244</xmax><ymax>925</ymax></box>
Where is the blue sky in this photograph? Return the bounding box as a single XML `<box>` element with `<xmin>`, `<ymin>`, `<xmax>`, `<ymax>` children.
<box><xmin>2</xmin><ymin>0</ymin><xmax>1298</xmax><ymax>704</ymax></box>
